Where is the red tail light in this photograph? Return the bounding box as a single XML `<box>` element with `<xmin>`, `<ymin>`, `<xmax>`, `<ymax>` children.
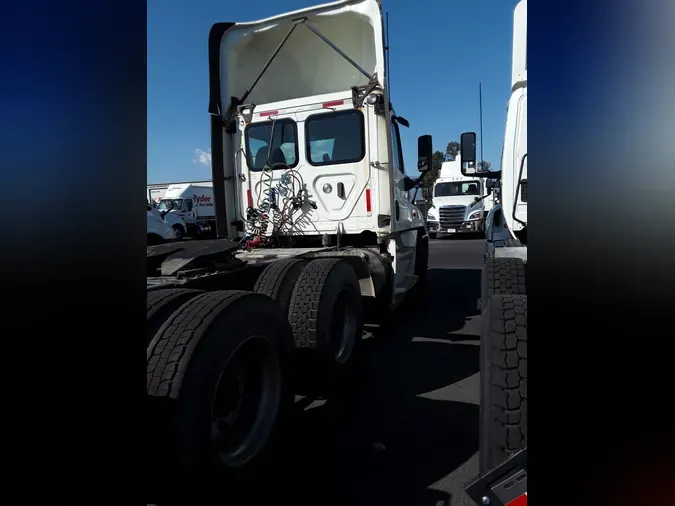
<box><xmin>365</xmin><ymin>189</ymin><xmax>372</xmax><ymax>213</ymax></box>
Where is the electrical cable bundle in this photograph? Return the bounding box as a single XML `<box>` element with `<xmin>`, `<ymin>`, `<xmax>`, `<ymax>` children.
<box><xmin>244</xmin><ymin>168</ymin><xmax>308</xmax><ymax>249</ymax></box>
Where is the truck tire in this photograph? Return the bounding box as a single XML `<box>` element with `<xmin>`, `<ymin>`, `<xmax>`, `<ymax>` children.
<box><xmin>253</xmin><ymin>259</ymin><xmax>308</xmax><ymax>315</ymax></box>
<box><xmin>480</xmin><ymin>294</ymin><xmax>527</xmax><ymax>474</ymax></box>
<box><xmin>414</xmin><ymin>230</ymin><xmax>429</xmax><ymax>285</ymax></box>
<box><xmin>147</xmin><ymin>233</ymin><xmax>164</xmax><ymax>246</ymax></box>
<box><xmin>172</xmin><ymin>224</ymin><xmax>185</xmax><ymax>240</ymax></box>
<box><xmin>146</xmin><ymin>288</ymin><xmax>203</xmax><ymax>346</ymax></box>
<box><xmin>288</xmin><ymin>258</ymin><xmax>363</xmax><ymax>366</ymax></box>
<box><xmin>146</xmin><ymin>291</ymin><xmax>294</xmax><ymax>470</ymax></box>
<box><xmin>482</xmin><ymin>257</ymin><xmax>526</xmax><ymax>309</ymax></box>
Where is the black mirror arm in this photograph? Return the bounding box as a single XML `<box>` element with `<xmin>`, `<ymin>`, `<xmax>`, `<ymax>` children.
<box><xmin>403</xmin><ymin>174</ymin><xmax>427</xmax><ymax>192</ymax></box>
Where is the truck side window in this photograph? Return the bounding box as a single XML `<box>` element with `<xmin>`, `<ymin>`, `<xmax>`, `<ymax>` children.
<box><xmin>389</xmin><ymin>121</ymin><xmax>404</xmax><ymax>175</ymax></box>
<box><xmin>245</xmin><ymin>118</ymin><xmax>298</xmax><ymax>171</ymax></box>
<box><xmin>305</xmin><ymin>109</ymin><xmax>365</xmax><ymax>166</ymax></box>
<box><xmin>185</xmin><ymin>200</ymin><xmax>193</xmax><ymax>211</ymax></box>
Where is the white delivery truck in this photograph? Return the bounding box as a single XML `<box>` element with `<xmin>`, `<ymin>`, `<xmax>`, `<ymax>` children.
<box><xmin>156</xmin><ymin>182</ymin><xmax>216</xmax><ymax>239</ymax></box>
<box><xmin>461</xmin><ymin>1</ymin><xmax>528</xmax><ymax>505</ymax></box>
<box><xmin>426</xmin><ymin>155</ymin><xmax>492</xmax><ymax>238</ymax></box>
<box><xmin>145</xmin><ymin>0</ymin><xmax>433</xmax><ymax>486</ymax></box>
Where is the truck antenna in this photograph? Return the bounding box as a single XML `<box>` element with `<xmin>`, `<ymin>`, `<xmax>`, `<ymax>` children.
<box><xmin>479</xmin><ymin>81</ymin><xmax>485</xmax><ymax>172</ymax></box>
<box><xmin>386</xmin><ymin>12</ymin><xmax>391</xmax><ymax>96</ymax></box>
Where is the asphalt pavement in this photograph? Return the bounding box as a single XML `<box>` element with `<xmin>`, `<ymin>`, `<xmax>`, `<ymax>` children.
<box><xmin>233</xmin><ymin>236</ymin><xmax>485</xmax><ymax>506</ymax></box>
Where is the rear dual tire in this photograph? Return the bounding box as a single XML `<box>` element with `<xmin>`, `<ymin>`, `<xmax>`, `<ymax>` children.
<box><xmin>146</xmin><ymin>291</ymin><xmax>294</xmax><ymax>475</ymax></box>
<box><xmin>145</xmin><ymin>258</ymin><xmax>364</xmax><ymax>489</ymax></box>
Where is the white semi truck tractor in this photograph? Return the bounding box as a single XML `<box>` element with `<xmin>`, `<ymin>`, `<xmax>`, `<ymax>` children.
<box><xmin>461</xmin><ymin>1</ymin><xmax>527</xmax><ymax>505</ymax></box>
<box><xmin>146</xmin><ymin>0</ymin><xmax>433</xmax><ymax>488</ymax></box>
<box><xmin>426</xmin><ymin>155</ymin><xmax>491</xmax><ymax>238</ymax></box>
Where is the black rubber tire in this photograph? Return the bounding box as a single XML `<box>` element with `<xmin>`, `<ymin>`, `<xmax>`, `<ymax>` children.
<box><xmin>172</xmin><ymin>224</ymin><xmax>185</xmax><ymax>240</ymax></box>
<box><xmin>481</xmin><ymin>257</ymin><xmax>527</xmax><ymax>309</ymax></box>
<box><xmin>147</xmin><ymin>233</ymin><xmax>164</xmax><ymax>246</ymax></box>
<box><xmin>253</xmin><ymin>259</ymin><xmax>308</xmax><ymax>315</ymax></box>
<box><xmin>146</xmin><ymin>291</ymin><xmax>294</xmax><ymax>472</ymax></box>
<box><xmin>479</xmin><ymin>294</ymin><xmax>527</xmax><ymax>474</ymax></box>
<box><xmin>414</xmin><ymin>231</ymin><xmax>429</xmax><ymax>285</ymax></box>
<box><xmin>288</xmin><ymin>258</ymin><xmax>363</xmax><ymax>366</ymax></box>
<box><xmin>146</xmin><ymin>288</ymin><xmax>203</xmax><ymax>346</ymax></box>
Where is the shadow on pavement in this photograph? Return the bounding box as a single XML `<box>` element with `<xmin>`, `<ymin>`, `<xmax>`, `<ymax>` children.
<box><xmin>146</xmin><ymin>267</ymin><xmax>483</xmax><ymax>506</ymax></box>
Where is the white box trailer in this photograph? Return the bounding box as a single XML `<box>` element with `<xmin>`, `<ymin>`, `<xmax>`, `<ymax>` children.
<box><xmin>147</xmin><ymin>185</ymin><xmax>168</xmax><ymax>206</ymax></box>
<box><xmin>146</xmin><ymin>180</ymin><xmax>211</xmax><ymax>207</ymax></box>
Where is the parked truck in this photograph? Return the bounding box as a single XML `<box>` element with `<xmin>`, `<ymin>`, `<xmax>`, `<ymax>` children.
<box><xmin>426</xmin><ymin>155</ymin><xmax>494</xmax><ymax>238</ymax></box>
<box><xmin>460</xmin><ymin>1</ymin><xmax>528</xmax><ymax>505</ymax></box>
<box><xmin>146</xmin><ymin>0</ymin><xmax>432</xmax><ymax>482</ymax></box>
<box><xmin>146</xmin><ymin>202</ymin><xmax>177</xmax><ymax>245</ymax></box>
<box><xmin>156</xmin><ymin>181</ymin><xmax>216</xmax><ymax>239</ymax></box>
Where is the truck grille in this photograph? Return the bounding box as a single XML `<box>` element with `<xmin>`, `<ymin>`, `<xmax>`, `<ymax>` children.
<box><xmin>520</xmin><ymin>181</ymin><xmax>528</xmax><ymax>202</ymax></box>
<box><xmin>439</xmin><ymin>205</ymin><xmax>467</xmax><ymax>228</ymax></box>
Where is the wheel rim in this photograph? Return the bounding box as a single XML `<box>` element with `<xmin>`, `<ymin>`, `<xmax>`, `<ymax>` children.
<box><xmin>173</xmin><ymin>226</ymin><xmax>183</xmax><ymax>239</ymax></box>
<box><xmin>329</xmin><ymin>288</ymin><xmax>358</xmax><ymax>365</ymax></box>
<box><xmin>210</xmin><ymin>335</ymin><xmax>281</xmax><ymax>468</ymax></box>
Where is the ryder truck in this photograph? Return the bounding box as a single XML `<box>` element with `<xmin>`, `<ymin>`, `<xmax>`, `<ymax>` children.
<box><xmin>460</xmin><ymin>1</ymin><xmax>528</xmax><ymax>505</ymax></box>
<box><xmin>146</xmin><ymin>0</ymin><xmax>434</xmax><ymax>482</ymax></box>
<box><xmin>156</xmin><ymin>182</ymin><xmax>216</xmax><ymax>239</ymax></box>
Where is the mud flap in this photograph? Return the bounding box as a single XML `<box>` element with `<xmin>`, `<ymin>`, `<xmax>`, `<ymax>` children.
<box><xmin>464</xmin><ymin>448</ymin><xmax>527</xmax><ymax>506</ymax></box>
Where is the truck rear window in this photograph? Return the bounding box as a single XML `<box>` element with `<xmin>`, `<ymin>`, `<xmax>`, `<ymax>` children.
<box><xmin>305</xmin><ymin>110</ymin><xmax>365</xmax><ymax>166</ymax></box>
<box><xmin>245</xmin><ymin>118</ymin><xmax>298</xmax><ymax>171</ymax></box>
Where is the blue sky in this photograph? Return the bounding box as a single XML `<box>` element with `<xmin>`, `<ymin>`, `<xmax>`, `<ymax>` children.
<box><xmin>148</xmin><ymin>0</ymin><xmax>515</xmax><ymax>184</ymax></box>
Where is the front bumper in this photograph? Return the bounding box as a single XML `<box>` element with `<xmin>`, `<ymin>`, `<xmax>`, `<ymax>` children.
<box><xmin>427</xmin><ymin>218</ymin><xmax>483</xmax><ymax>234</ymax></box>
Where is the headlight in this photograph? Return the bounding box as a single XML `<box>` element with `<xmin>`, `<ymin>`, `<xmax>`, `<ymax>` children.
<box><xmin>427</xmin><ymin>208</ymin><xmax>437</xmax><ymax>220</ymax></box>
<box><xmin>468</xmin><ymin>210</ymin><xmax>482</xmax><ymax>220</ymax></box>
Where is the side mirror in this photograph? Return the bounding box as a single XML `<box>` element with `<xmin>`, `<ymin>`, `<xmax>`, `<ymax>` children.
<box><xmin>460</xmin><ymin>132</ymin><xmax>477</xmax><ymax>177</ymax></box>
<box><xmin>417</xmin><ymin>134</ymin><xmax>433</xmax><ymax>172</ymax></box>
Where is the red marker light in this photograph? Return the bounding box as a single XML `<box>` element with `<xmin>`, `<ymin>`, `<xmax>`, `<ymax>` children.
<box><xmin>247</xmin><ymin>190</ymin><xmax>253</xmax><ymax>208</ymax></box>
<box><xmin>323</xmin><ymin>100</ymin><xmax>344</xmax><ymax>108</ymax></box>
<box><xmin>260</xmin><ymin>110</ymin><xmax>278</xmax><ymax>117</ymax></box>
<box><xmin>365</xmin><ymin>189</ymin><xmax>372</xmax><ymax>212</ymax></box>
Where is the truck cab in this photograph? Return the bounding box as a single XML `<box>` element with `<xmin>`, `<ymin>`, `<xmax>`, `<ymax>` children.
<box><xmin>426</xmin><ymin>156</ymin><xmax>490</xmax><ymax>238</ymax></box>
<box><xmin>209</xmin><ymin>0</ymin><xmax>431</xmax><ymax>290</ymax></box>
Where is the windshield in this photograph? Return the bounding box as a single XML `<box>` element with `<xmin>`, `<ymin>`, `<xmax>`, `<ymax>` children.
<box><xmin>435</xmin><ymin>181</ymin><xmax>481</xmax><ymax>197</ymax></box>
<box><xmin>158</xmin><ymin>199</ymin><xmax>184</xmax><ymax>211</ymax></box>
